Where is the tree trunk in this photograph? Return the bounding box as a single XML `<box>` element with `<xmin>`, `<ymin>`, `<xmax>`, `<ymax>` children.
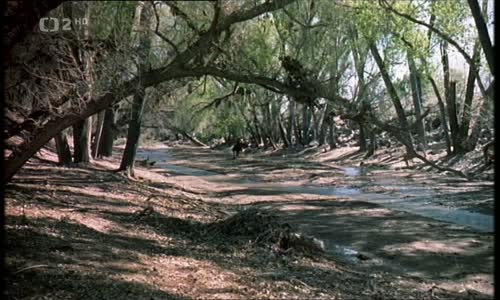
<box><xmin>327</xmin><ymin>117</ymin><xmax>337</xmax><ymax>149</ymax></box>
<box><xmin>318</xmin><ymin>115</ymin><xmax>329</xmax><ymax>146</ymax></box>
<box><xmin>270</xmin><ymin>98</ymin><xmax>280</xmax><ymax>143</ymax></box>
<box><xmin>73</xmin><ymin>117</ymin><xmax>92</xmax><ymax>163</ymax></box>
<box><xmin>287</xmin><ymin>98</ymin><xmax>295</xmax><ymax>145</ymax></box>
<box><xmin>429</xmin><ymin>76</ymin><xmax>452</xmax><ymax>154</ymax></box>
<box><xmin>365</xmin><ymin>127</ymin><xmax>376</xmax><ymax>158</ymax></box>
<box><xmin>441</xmin><ymin>42</ymin><xmax>461</xmax><ymax>153</ymax></box>
<box><xmin>178</xmin><ymin>130</ymin><xmax>208</xmax><ymax>147</ymax></box>
<box><xmin>72</xmin><ymin>119</ymin><xmax>92</xmax><ymax>163</ymax></box>
<box><xmin>63</xmin><ymin>1</ymin><xmax>93</xmax><ymax>164</ymax></box>
<box><xmin>54</xmin><ymin>129</ymin><xmax>72</xmax><ymax>165</ymax></box>
<box><xmin>317</xmin><ymin>102</ymin><xmax>330</xmax><ymax>146</ymax></box>
<box><xmin>311</xmin><ymin>106</ymin><xmax>320</xmax><ymax>142</ymax></box>
<box><xmin>408</xmin><ymin>51</ymin><xmax>427</xmax><ymax>151</ymax></box>
<box><xmin>358</xmin><ymin>122</ymin><xmax>367</xmax><ymax>151</ymax></box>
<box><xmin>278</xmin><ymin>114</ymin><xmax>290</xmax><ymax>147</ymax></box>
<box><xmin>467</xmin><ymin>0</ymin><xmax>493</xmax><ymax>74</ymax></box>
<box><xmin>118</xmin><ymin>1</ymin><xmax>152</xmax><ymax>176</ymax></box>
<box><xmin>119</xmin><ymin>92</ymin><xmax>146</xmax><ymax>175</ymax></box>
<box><xmin>465</xmin><ymin>92</ymin><xmax>492</xmax><ymax>150</ymax></box>
<box><xmin>294</xmin><ymin>109</ymin><xmax>302</xmax><ymax>145</ymax></box>
<box><xmin>458</xmin><ymin>40</ymin><xmax>481</xmax><ymax>151</ymax></box>
<box><xmin>92</xmin><ymin>110</ymin><xmax>106</xmax><ymax>158</ymax></box>
<box><xmin>98</xmin><ymin>107</ymin><xmax>118</xmax><ymax>157</ymax></box>
<box><xmin>448</xmin><ymin>81</ymin><xmax>461</xmax><ymax>153</ymax></box>
<box><xmin>301</xmin><ymin>103</ymin><xmax>311</xmax><ymax>145</ymax></box>
<box><xmin>318</xmin><ymin>123</ymin><xmax>327</xmax><ymax>146</ymax></box>
<box><xmin>369</xmin><ymin>41</ymin><xmax>415</xmax><ymax>156</ymax></box>
<box><xmin>262</xmin><ymin>101</ymin><xmax>274</xmax><ymax>146</ymax></box>
<box><xmin>251</xmin><ymin>107</ymin><xmax>263</xmax><ymax>146</ymax></box>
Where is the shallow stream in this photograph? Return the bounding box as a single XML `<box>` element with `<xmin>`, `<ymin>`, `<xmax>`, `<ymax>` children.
<box><xmin>137</xmin><ymin>149</ymin><xmax>494</xmax><ymax>233</ymax></box>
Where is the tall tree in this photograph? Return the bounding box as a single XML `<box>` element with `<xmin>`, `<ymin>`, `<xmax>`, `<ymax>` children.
<box><xmin>407</xmin><ymin>51</ymin><xmax>427</xmax><ymax>151</ymax></box>
<box><xmin>66</xmin><ymin>2</ymin><xmax>94</xmax><ymax>163</ymax></box>
<box><xmin>119</xmin><ymin>1</ymin><xmax>153</xmax><ymax>176</ymax></box>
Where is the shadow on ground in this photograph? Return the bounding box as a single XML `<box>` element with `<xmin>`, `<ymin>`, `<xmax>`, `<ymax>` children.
<box><xmin>5</xmin><ymin>157</ymin><xmax>494</xmax><ymax>299</ymax></box>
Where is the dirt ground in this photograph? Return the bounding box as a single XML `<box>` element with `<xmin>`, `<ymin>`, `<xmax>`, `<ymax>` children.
<box><xmin>4</xmin><ymin>141</ymin><xmax>495</xmax><ymax>299</ymax></box>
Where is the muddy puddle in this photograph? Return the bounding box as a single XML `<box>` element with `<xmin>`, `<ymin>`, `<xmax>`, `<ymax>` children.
<box><xmin>137</xmin><ymin>149</ymin><xmax>494</xmax><ymax>233</ymax></box>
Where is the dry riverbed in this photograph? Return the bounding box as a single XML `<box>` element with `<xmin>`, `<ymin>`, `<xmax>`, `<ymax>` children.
<box><xmin>4</xmin><ymin>141</ymin><xmax>494</xmax><ymax>299</ymax></box>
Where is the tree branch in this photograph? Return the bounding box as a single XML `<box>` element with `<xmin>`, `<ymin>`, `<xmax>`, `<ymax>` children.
<box><xmin>378</xmin><ymin>0</ymin><xmax>490</xmax><ymax>99</ymax></box>
<box><xmin>152</xmin><ymin>2</ymin><xmax>179</xmax><ymax>55</ymax></box>
<box><xmin>4</xmin><ymin>0</ymin><xmax>300</xmax><ymax>181</ymax></box>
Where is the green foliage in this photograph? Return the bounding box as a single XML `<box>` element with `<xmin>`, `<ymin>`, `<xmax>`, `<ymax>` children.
<box><xmin>211</xmin><ymin>108</ymin><xmax>247</xmax><ymax>139</ymax></box>
<box><xmin>91</xmin><ymin>1</ymin><xmax>137</xmax><ymax>40</ymax></box>
<box><xmin>91</xmin><ymin>0</ymin><xmax>492</xmax><ymax>143</ymax></box>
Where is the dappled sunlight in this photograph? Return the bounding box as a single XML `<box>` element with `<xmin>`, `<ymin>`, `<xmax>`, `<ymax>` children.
<box><xmin>331</xmin><ymin>207</ymin><xmax>393</xmax><ymax>217</ymax></box>
<box><xmin>5</xmin><ymin>0</ymin><xmax>494</xmax><ymax>297</ymax></box>
<box><xmin>136</xmin><ymin>255</ymin><xmax>247</xmax><ymax>298</ymax></box>
<box><xmin>276</xmin><ymin>204</ymin><xmax>329</xmax><ymax>211</ymax></box>
<box><xmin>383</xmin><ymin>239</ymin><xmax>480</xmax><ymax>255</ymax></box>
<box><xmin>6</xmin><ymin>142</ymin><xmax>495</xmax><ymax>299</ymax></box>
<box><xmin>435</xmin><ymin>273</ymin><xmax>494</xmax><ymax>297</ymax></box>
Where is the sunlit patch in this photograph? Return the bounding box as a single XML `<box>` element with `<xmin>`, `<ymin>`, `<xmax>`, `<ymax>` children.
<box><xmin>383</xmin><ymin>238</ymin><xmax>483</xmax><ymax>255</ymax></box>
<box><xmin>332</xmin><ymin>207</ymin><xmax>393</xmax><ymax>217</ymax></box>
<box><xmin>278</xmin><ymin>204</ymin><xmax>326</xmax><ymax>211</ymax></box>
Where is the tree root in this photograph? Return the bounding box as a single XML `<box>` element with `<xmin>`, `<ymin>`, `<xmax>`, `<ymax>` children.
<box><xmin>413</xmin><ymin>153</ymin><xmax>471</xmax><ymax>180</ymax></box>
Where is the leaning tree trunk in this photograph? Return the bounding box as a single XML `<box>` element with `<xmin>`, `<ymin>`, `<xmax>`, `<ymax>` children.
<box><xmin>54</xmin><ymin>129</ymin><xmax>72</xmax><ymax>165</ymax></box>
<box><xmin>92</xmin><ymin>110</ymin><xmax>106</xmax><ymax>158</ymax></box>
<box><xmin>369</xmin><ymin>41</ymin><xmax>415</xmax><ymax>157</ymax></box>
<box><xmin>467</xmin><ymin>0</ymin><xmax>494</xmax><ymax>74</ymax></box>
<box><xmin>119</xmin><ymin>91</ymin><xmax>146</xmax><ymax>175</ymax></box>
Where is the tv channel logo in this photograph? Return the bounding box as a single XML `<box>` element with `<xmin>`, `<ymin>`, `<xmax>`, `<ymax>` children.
<box><xmin>39</xmin><ymin>17</ymin><xmax>88</xmax><ymax>32</ymax></box>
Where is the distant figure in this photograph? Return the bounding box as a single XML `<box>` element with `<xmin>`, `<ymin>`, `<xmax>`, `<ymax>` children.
<box><xmin>232</xmin><ymin>139</ymin><xmax>244</xmax><ymax>159</ymax></box>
